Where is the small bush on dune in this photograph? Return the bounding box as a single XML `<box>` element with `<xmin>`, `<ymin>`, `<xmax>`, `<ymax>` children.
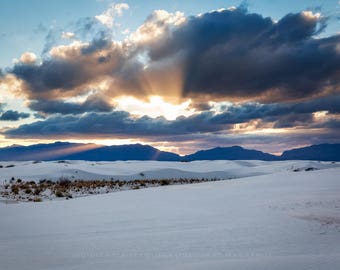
<box><xmin>160</xmin><ymin>179</ymin><xmax>170</xmax><ymax>186</ymax></box>
<box><xmin>34</xmin><ymin>188</ymin><xmax>41</xmax><ymax>195</ymax></box>
<box><xmin>11</xmin><ymin>185</ymin><xmax>19</xmax><ymax>195</ymax></box>
<box><xmin>55</xmin><ymin>190</ymin><xmax>64</xmax><ymax>197</ymax></box>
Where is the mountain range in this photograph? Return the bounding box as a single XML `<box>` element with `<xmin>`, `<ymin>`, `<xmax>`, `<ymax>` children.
<box><xmin>0</xmin><ymin>142</ymin><xmax>339</xmax><ymax>161</ymax></box>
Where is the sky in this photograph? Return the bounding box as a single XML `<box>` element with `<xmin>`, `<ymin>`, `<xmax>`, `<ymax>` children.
<box><xmin>0</xmin><ymin>0</ymin><xmax>339</xmax><ymax>155</ymax></box>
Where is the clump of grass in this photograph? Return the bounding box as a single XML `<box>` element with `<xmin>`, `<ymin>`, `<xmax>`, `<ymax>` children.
<box><xmin>11</xmin><ymin>185</ymin><xmax>19</xmax><ymax>195</ymax></box>
<box><xmin>160</xmin><ymin>179</ymin><xmax>170</xmax><ymax>186</ymax></box>
<box><xmin>34</xmin><ymin>188</ymin><xmax>41</xmax><ymax>195</ymax></box>
<box><xmin>1</xmin><ymin>176</ymin><xmax>220</xmax><ymax>202</ymax></box>
<box><xmin>55</xmin><ymin>190</ymin><xmax>64</xmax><ymax>197</ymax></box>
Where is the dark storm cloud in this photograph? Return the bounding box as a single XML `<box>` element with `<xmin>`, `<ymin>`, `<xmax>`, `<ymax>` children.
<box><xmin>0</xmin><ymin>110</ymin><xmax>30</xmax><ymax>121</ymax></box>
<box><xmin>215</xmin><ymin>94</ymin><xmax>340</xmax><ymax>124</ymax></box>
<box><xmin>272</xmin><ymin>113</ymin><xmax>314</xmax><ymax>128</ymax></box>
<box><xmin>5</xmin><ymin>89</ymin><xmax>340</xmax><ymax>137</ymax></box>
<box><xmin>7</xmin><ymin>8</ymin><xmax>340</xmax><ymax>106</ymax></box>
<box><xmin>4</xmin><ymin>109</ymin><xmax>245</xmax><ymax>138</ymax></box>
<box><xmin>11</xmin><ymin>59</ymin><xmax>87</xmax><ymax>98</ymax></box>
<box><xmin>4</xmin><ymin>93</ymin><xmax>340</xmax><ymax>138</ymax></box>
<box><xmin>81</xmin><ymin>31</ymin><xmax>112</xmax><ymax>55</ymax></box>
<box><xmin>28</xmin><ymin>95</ymin><xmax>113</xmax><ymax>115</ymax></box>
<box><xmin>9</xmin><ymin>36</ymin><xmax>127</xmax><ymax>101</ymax></box>
<box><xmin>313</xmin><ymin>119</ymin><xmax>340</xmax><ymax>129</ymax></box>
<box><xmin>4</xmin><ymin>111</ymin><xmax>175</xmax><ymax>138</ymax></box>
<box><xmin>147</xmin><ymin>8</ymin><xmax>339</xmax><ymax>101</ymax></box>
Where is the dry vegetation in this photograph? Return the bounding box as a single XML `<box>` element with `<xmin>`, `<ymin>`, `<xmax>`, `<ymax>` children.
<box><xmin>0</xmin><ymin>177</ymin><xmax>220</xmax><ymax>202</ymax></box>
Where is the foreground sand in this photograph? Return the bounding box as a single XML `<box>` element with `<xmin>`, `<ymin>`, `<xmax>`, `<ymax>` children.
<box><xmin>0</xmin><ymin>161</ymin><xmax>339</xmax><ymax>269</ymax></box>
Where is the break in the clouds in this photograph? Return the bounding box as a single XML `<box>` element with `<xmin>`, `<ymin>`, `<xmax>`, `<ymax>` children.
<box><xmin>0</xmin><ymin>4</ymin><xmax>339</xmax><ymax>152</ymax></box>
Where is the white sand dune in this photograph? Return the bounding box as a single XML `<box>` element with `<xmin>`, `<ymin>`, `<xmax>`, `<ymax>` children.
<box><xmin>0</xmin><ymin>160</ymin><xmax>338</xmax><ymax>182</ymax></box>
<box><xmin>0</xmin><ymin>161</ymin><xmax>340</xmax><ymax>269</ymax></box>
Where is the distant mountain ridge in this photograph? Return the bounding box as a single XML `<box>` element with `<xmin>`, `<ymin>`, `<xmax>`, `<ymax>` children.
<box><xmin>184</xmin><ymin>146</ymin><xmax>279</xmax><ymax>161</ymax></box>
<box><xmin>281</xmin><ymin>144</ymin><xmax>340</xmax><ymax>161</ymax></box>
<box><xmin>0</xmin><ymin>142</ymin><xmax>180</xmax><ymax>161</ymax></box>
<box><xmin>0</xmin><ymin>142</ymin><xmax>338</xmax><ymax>161</ymax></box>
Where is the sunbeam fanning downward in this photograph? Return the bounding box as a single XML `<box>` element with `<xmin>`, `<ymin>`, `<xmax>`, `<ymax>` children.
<box><xmin>114</xmin><ymin>96</ymin><xmax>194</xmax><ymax>120</ymax></box>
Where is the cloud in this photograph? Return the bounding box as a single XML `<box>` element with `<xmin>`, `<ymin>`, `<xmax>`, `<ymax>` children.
<box><xmin>0</xmin><ymin>110</ymin><xmax>30</xmax><ymax>121</ymax></box>
<box><xmin>10</xmin><ymin>40</ymin><xmax>126</xmax><ymax>100</ymax></box>
<box><xmin>3</xmin><ymin>109</ymin><xmax>235</xmax><ymax>139</ymax></box>
<box><xmin>147</xmin><ymin>8</ymin><xmax>338</xmax><ymax>102</ymax></box>
<box><xmin>7</xmin><ymin>8</ymin><xmax>339</xmax><ymax>107</ymax></box>
<box><xmin>28</xmin><ymin>95</ymin><xmax>113</xmax><ymax>115</ymax></box>
<box><xmin>128</xmin><ymin>10</ymin><xmax>186</xmax><ymax>46</ymax></box>
<box><xmin>4</xmin><ymin>108</ymin><xmax>339</xmax><ymax>157</ymax></box>
<box><xmin>4</xmin><ymin>94</ymin><xmax>340</xmax><ymax>138</ymax></box>
<box><xmin>95</xmin><ymin>2</ymin><xmax>129</xmax><ymax>28</ymax></box>
<box><xmin>61</xmin><ymin>32</ymin><xmax>75</xmax><ymax>39</ymax></box>
<box><xmin>19</xmin><ymin>52</ymin><xmax>37</xmax><ymax>64</ymax></box>
<box><xmin>1</xmin><ymin>6</ymin><xmax>339</xmax><ymax>130</ymax></box>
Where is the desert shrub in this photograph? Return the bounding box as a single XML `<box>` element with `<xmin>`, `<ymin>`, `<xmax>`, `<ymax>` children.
<box><xmin>139</xmin><ymin>181</ymin><xmax>146</xmax><ymax>187</ymax></box>
<box><xmin>16</xmin><ymin>179</ymin><xmax>22</xmax><ymax>183</ymax></box>
<box><xmin>6</xmin><ymin>165</ymin><xmax>15</xmax><ymax>168</ymax></box>
<box><xmin>55</xmin><ymin>190</ymin><xmax>64</xmax><ymax>197</ymax></box>
<box><xmin>58</xmin><ymin>178</ymin><xmax>71</xmax><ymax>187</ymax></box>
<box><xmin>25</xmin><ymin>188</ymin><xmax>32</xmax><ymax>194</ymax></box>
<box><xmin>160</xmin><ymin>179</ymin><xmax>170</xmax><ymax>186</ymax></box>
<box><xmin>34</xmin><ymin>188</ymin><xmax>41</xmax><ymax>195</ymax></box>
<box><xmin>11</xmin><ymin>185</ymin><xmax>19</xmax><ymax>195</ymax></box>
<box><xmin>33</xmin><ymin>197</ymin><xmax>42</xmax><ymax>202</ymax></box>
